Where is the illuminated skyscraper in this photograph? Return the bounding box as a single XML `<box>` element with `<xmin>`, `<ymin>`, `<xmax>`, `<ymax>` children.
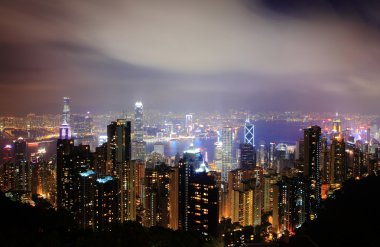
<box><xmin>63</xmin><ymin>97</ymin><xmax>71</xmax><ymax>125</ymax></box>
<box><xmin>0</xmin><ymin>144</ymin><xmax>14</xmax><ymax>192</ymax></box>
<box><xmin>106</xmin><ymin>119</ymin><xmax>135</xmax><ymax>222</ymax></box>
<box><xmin>185</xmin><ymin>114</ymin><xmax>193</xmax><ymax>135</ymax></box>
<box><xmin>144</xmin><ymin>164</ymin><xmax>171</xmax><ymax>228</ymax></box>
<box><xmin>239</xmin><ymin>143</ymin><xmax>255</xmax><ymax>170</ymax></box>
<box><xmin>277</xmin><ymin>176</ymin><xmax>307</xmax><ymax>234</ymax></box>
<box><xmin>133</xmin><ymin>101</ymin><xmax>145</xmax><ymax>161</ymax></box>
<box><xmin>78</xmin><ymin>170</ymin><xmax>96</xmax><ymax>231</ymax></box>
<box><xmin>303</xmin><ymin>126</ymin><xmax>322</xmax><ymax>220</ymax></box>
<box><xmin>188</xmin><ymin>169</ymin><xmax>219</xmax><ymax>238</ymax></box>
<box><xmin>330</xmin><ymin>137</ymin><xmax>346</xmax><ymax>184</ymax></box>
<box><xmin>222</xmin><ymin>127</ymin><xmax>233</xmax><ymax>182</ymax></box>
<box><xmin>178</xmin><ymin>147</ymin><xmax>204</xmax><ymax>231</ymax></box>
<box><xmin>134</xmin><ymin>101</ymin><xmax>144</xmax><ymax>142</ymax></box>
<box><xmin>56</xmin><ymin>136</ymin><xmax>75</xmax><ymax>212</ymax></box>
<box><xmin>13</xmin><ymin>138</ymin><xmax>30</xmax><ymax>191</ymax></box>
<box><xmin>228</xmin><ymin>172</ymin><xmax>262</xmax><ymax>227</ymax></box>
<box><xmin>244</xmin><ymin>118</ymin><xmax>254</xmax><ymax>146</ymax></box>
<box><xmin>169</xmin><ymin>166</ymin><xmax>179</xmax><ymax>230</ymax></box>
<box><xmin>332</xmin><ymin>113</ymin><xmax>342</xmax><ymax>135</ymax></box>
<box><xmin>256</xmin><ymin>141</ymin><xmax>267</xmax><ymax>168</ymax></box>
<box><xmin>57</xmin><ymin>98</ymin><xmax>75</xmax><ymax>210</ymax></box>
<box><xmin>214</xmin><ymin>141</ymin><xmax>223</xmax><ymax>171</ymax></box>
<box><xmin>94</xmin><ymin>176</ymin><xmax>119</xmax><ymax>232</ymax></box>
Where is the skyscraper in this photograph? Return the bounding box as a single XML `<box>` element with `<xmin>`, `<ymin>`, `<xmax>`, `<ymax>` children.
<box><xmin>244</xmin><ymin>117</ymin><xmax>254</xmax><ymax>146</ymax></box>
<box><xmin>222</xmin><ymin>127</ymin><xmax>233</xmax><ymax>182</ymax></box>
<box><xmin>303</xmin><ymin>126</ymin><xmax>322</xmax><ymax>220</ymax></box>
<box><xmin>188</xmin><ymin>169</ymin><xmax>219</xmax><ymax>238</ymax></box>
<box><xmin>144</xmin><ymin>164</ymin><xmax>171</xmax><ymax>228</ymax></box>
<box><xmin>239</xmin><ymin>143</ymin><xmax>255</xmax><ymax>170</ymax></box>
<box><xmin>106</xmin><ymin>119</ymin><xmax>135</xmax><ymax>222</ymax></box>
<box><xmin>13</xmin><ymin>137</ymin><xmax>30</xmax><ymax>191</ymax></box>
<box><xmin>185</xmin><ymin>114</ymin><xmax>193</xmax><ymax>136</ymax></box>
<box><xmin>78</xmin><ymin>170</ymin><xmax>96</xmax><ymax>231</ymax></box>
<box><xmin>133</xmin><ymin>101</ymin><xmax>145</xmax><ymax>161</ymax></box>
<box><xmin>94</xmin><ymin>176</ymin><xmax>119</xmax><ymax>232</ymax></box>
<box><xmin>178</xmin><ymin>147</ymin><xmax>204</xmax><ymax>231</ymax></box>
<box><xmin>134</xmin><ymin>101</ymin><xmax>144</xmax><ymax>142</ymax></box>
<box><xmin>56</xmin><ymin>133</ymin><xmax>75</xmax><ymax>212</ymax></box>
<box><xmin>63</xmin><ymin>97</ymin><xmax>71</xmax><ymax>125</ymax></box>
<box><xmin>330</xmin><ymin>137</ymin><xmax>346</xmax><ymax>184</ymax></box>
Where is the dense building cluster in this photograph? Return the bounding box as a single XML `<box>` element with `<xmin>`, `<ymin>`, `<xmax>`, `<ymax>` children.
<box><xmin>1</xmin><ymin>98</ymin><xmax>380</xmax><ymax>245</ymax></box>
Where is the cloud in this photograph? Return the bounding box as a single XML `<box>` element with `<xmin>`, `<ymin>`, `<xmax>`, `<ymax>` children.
<box><xmin>0</xmin><ymin>0</ymin><xmax>379</xmax><ymax>114</ymax></box>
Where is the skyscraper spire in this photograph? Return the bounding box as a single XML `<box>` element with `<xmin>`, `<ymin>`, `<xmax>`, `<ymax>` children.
<box><xmin>59</xmin><ymin>97</ymin><xmax>71</xmax><ymax>140</ymax></box>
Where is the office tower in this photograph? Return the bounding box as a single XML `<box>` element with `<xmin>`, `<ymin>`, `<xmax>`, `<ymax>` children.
<box><xmin>144</xmin><ymin>164</ymin><xmax>171</xmax><ymax>228</ymax></box>
<box><xmin>330</xmin><ymin>137</ymin><xmax>346</xmax><ymax>184</ymax></box>
<box><xmin>239</xmin><ymin>143</ymin><xmax>255</xmax><ymax>170</ymax></box>
<box><xmin>214</xmin><ymin>141</ymin><xmax>223</xmax><ymax>171</ymax></box>
<box><xmin>133</xmin><ymin>141</ymin><xmax>146</xmax><ymax>162</ymax></box>
<box><xmin>303</xmin><ymin>126</ymin><xmax>322</xmax><ymax>220</ymax></box>
<box><xmin>244</xmin><ymin>117</ymin><xmax>254</xmax><ymax>146</ymax></box>
<box><xmin>153</xmin><ymin>142</ymin><xmax>165</xmax><ymax>156</ymax></box>
<box><xmin>188</xmin><ymin>168</ymin><xmax>219</xmax><ymax>237</ymax></box>
<box><xmin>63</xmin><ymin>97</ymin><xmax>71</xmax><ymax>125</ymax></box>
<box><xmin>78</xmin><ymin>170</ymin><xmax>96</xmax><ymax>231</ymax></box>
<box><xmin>275</xmin><ymin>143</ymin><xmax>289</xmax><ymax>160</ymax></box>
<box><xmin>134</xmin><ymin>101</ymin><xmax>144</xmax><ymax>142</ymax></box>
<box><xmin>106</xmin><ymin>119</ymin><xmax>135</xmax><ymax>222</ymax></box>
<box><xmin>178</xmin><ymin>148</ymin><xmax>204</xmax><ymax>231</ymax></box>
<box><xmin>185</xmin><ymin>114</ymin><xmax>193</xmax><ymax>136</ymax></box>
<box><xmin>94</xmin><ymin>176</ymin><xmax>119</xmax><ymax>232</ymax></box>
<box><xmin>132</xmin><ymin>101</ymin><xmax>145</xmax><ymax>161</ymax></box>
<box><xmin>169</xmin><ymin>166</ymin><xmax>179</xmax><ymax>230</ymax></box>
<box><xmin>222</xmin><ymin>127</ymin><xmax>233</xmax><ymax>182</ymax></box>
<box><xmin>13</xmin><ymin>137</ymin><xmax>30</xmax><ymax>191</ymax></box>
<box><xmin>257</xmin><ymin>141</ymin><xmax>267</xmax><ymax>168</ymax></box>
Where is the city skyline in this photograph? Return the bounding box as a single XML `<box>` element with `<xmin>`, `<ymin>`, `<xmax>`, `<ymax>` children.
<box><xmin>1</xmin><ymin>0</ymin><xmax>380</xmax><ymax>115</ymax></box>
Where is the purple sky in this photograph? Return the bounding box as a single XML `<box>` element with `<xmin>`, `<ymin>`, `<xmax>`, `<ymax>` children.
<box><xmin>0</xmin><ymin>0</ymin><xmax>379</xmax><ymax>115</ymax></box>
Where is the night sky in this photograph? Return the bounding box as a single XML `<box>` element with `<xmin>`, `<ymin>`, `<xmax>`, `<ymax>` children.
<box><xmin>0</xmin><ymin>0</ymin><xmax>379</xmax><ymax>115</ymax></box>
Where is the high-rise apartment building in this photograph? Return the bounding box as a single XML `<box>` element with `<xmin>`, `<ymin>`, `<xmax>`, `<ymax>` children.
<box><xmin>303</xmin><ymin>126</ymin><xmax>322</xmax><ymax>220</ymax></box>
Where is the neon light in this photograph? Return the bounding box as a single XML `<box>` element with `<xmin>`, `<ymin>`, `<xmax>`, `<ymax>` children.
<box><xmin>79</xmin><ymin>170</ymin><xmax>96</xmax><ymax>177</ymax></box>
<box><xmin>97</xmin><ymin>176</ymin><xmax>114</xmax><ymax>184</ymax></box>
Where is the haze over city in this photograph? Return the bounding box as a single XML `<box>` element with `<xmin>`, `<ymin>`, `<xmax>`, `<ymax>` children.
<box><xmin>1</xmin><ymin>1</ymin><xmax>380</xmax><ymax>247</ymax></box>
<box><xmin>1</xmin><ymin>0</ymin><xmax>380</xmax><ymax>114</ymax></box>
